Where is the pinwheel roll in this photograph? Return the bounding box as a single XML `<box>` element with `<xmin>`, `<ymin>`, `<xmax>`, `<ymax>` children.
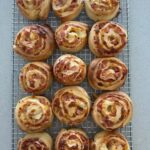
<box><xmin>92</xmin><ymin>131</ymin><xmax>130</xmax><ymax>150</ymax></box>
<box><xmin>52</xmin><ymin>86</ymin><xmax>91</xmax><ymax>125</ymax></box>
<box><xmin>88</xmin><ymin>57</ymin><xmax>128</xmax><ymax>90</ymax></box>
<box><xmin>55</xmin><ymin>21</ymin><xmax>88</xmax><ymax>53</ymax></box>
<box><xmin>18</xmin><ymin>133</ymin><xmax>52</xmax><ymax>150</ymax></box>
<box><xmin>53</xmin><ymin>54</ymin><xmax>86</xmax><ymax>85</ymax></box>
<box><xmin>55</xmin><ymin>129</ymin><xmax>90</xmax><ymax>150</ymax></box>
<box><xmin>92</xmin><ymin>91</ymin><xmax>133</xmax><ymax>130</ymax></box>
<box><xmin>19</xmin><ymin>62</ymin><xmax>53</xmax><ymax>94</ymax></box>
<box><xmin>16</xmin><ymin>0</ymin><xmax>51</xmax><ymax>20</ymax></box>
<box><xmin>89</xmin><ymin>21</ymin><xmax>128</xmax><ymax>57</ymax></box>
<box><xmin>13</xmin><ymin>25</ymin><xmax>55</xmax><ymax>61</ymax></box>
<box><xmin>85</xmin><ymin>0</ymin><xmax>120</xmax><ymax>21</ymax></box>
<box><xmin>52</xmin><ymin>0</ymin><xmax>83</xmax><ymax>22</ymax></box>
<box><xmin>15</xmin><ymin>96</ymin><xmax>53</xmax><ymax>133</ymax></box>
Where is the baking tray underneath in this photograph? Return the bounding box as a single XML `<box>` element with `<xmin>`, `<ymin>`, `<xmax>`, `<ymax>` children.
<box><xmin>12</xmin><ymin>0</ymin><xmax>132</xmax><ymax>149</ymax></box>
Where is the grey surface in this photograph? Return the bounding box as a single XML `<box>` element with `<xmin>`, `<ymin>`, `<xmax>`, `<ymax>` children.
<box><xmin>0</xmin><ymin>0</ymin><xmax>150</xmax><ymax>149</ymax></box>
<box><xmin>130</xmin><ymin>1</ymin><xmax>150</xmax><ymax>149</ymax></box>
<box><xmin>0</xmin><ymin>0</ymin><xmax>12</xmax><ymax>150</ymax></box>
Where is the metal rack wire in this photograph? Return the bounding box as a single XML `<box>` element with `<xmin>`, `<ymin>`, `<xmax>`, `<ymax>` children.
<box><xmin>12</xmin><ymin>0</ymin><xmax>133</xmax><ymax>149</ymax></box>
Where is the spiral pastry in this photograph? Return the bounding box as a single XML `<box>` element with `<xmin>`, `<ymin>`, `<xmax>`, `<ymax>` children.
<box><xmin>15</xmin><ymin>96</ymin><xmax>53</xmax><ymax>132</ymax></box>
<box><xmin>92</xmin><ymin>91</ymin><xmax>133</xmax><ymax>130</ymax></box>
<box><xmin>89</xmin><ymin>21</ymin><xmax>128</xmax><ymax>57</ymax></box>
<box><xmin>52</xmin><ymin>0</ymin><xmax>84</xmax><ymax>22</ymax></box>
<box><xmin>16</xmin><ymin>0</ymin><xmax>51</xmax><ymax>20</ymax></box>
<box><xmin>19</xmin><ymin>62</ymin><xmax>53</xmax><ymax>94</ymax></box>
<box><xmin>52</xmin><ymin>86</ymin><xmax>91</xmax><ymax>125</ymax></box>
<box><xmin>92</xmin><ymin>131</ymin><xmax>130</xmax><ymax>150</ymax></box>
<box><xmin>18</xmin><ymin>133</ymin><xmax>52</xmax><ymax>150</ymax></box>
<box><xmin>55</xmin><ymin>21</ymin><xmax>88</xmax><ymax>53</ymax></box>
<box><xmin>55</xmin><ymin>129</ymin><xmax>89</xmax><ymax>150</ymax></box>
<box><xmin>13</xmin><ymin>25</ymin><xmax>55</xmax><ymax>61</ymax></box>
<box><xmin>53</xmin><ymin>54</ymin><xmax>86</xmax><ymax>85</ymax></box>
<box><xmin>88</xmin><ymin>57</ymin><xmax>128</xmax><ymax>90</ymax></box>
<box><xmin>85</xmin><ymin>0</ymin><xmax>120</xmax><ymax>21</ymax></box>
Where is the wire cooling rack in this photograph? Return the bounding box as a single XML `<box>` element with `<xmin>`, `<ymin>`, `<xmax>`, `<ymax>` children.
<box><xmin>12</xmin><ymin>0</ymin><xmax>132</xmax><ymax>149</ymax></box>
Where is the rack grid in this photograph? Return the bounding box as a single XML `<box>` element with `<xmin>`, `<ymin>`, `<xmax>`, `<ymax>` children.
<box><xmin>12</xmin><ymin>0</ymin><xmax>132</xmax><ymax>149</ymax></box>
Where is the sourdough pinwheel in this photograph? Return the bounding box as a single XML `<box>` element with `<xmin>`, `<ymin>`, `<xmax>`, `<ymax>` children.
<box><xmin>16</xmin><ymin>0</ymin><xmax>51</xmax><ymax>20</ymax></box>
<box><xmin>19</xmin><ymin>62</ymin><xmax>53</xmax><ymax>94</ymax></box>
<box><xmin>92</xmin><ymin>131</ymin><xmax>130</xmax><ymax>150</ymax></box>
<box><xmin>18</xmin><ymin>133</ymin><xmax>52</xmax><ymax>150</ymax></box>
<box><xmin>52</xmin><ymin>0</ymin><xmax>84</xmax><ymax>22</ymax></box>
<box><xmin>89</xmin><ymin>21</ymin><xmax>128</xmax><ymax>57</ymax></box>
<box><xmin>85</xmin><ymin>0</ymin><xmax>120</xmax><ymax>21</ymax></box>
<box><xmin>55</xmin><ymin>21</ymin><xmax>88</xmax><ymax>53</ymax></box>
<box><xmin>88</xmin><ymin>57</ymin><xmax>128</xmax><ymax>90</ymax></box>
<box><xmin>53</xmin><ymin>54</ymin><xmax>86</xmax><ymax>85</ymax></box>
<box><xmin>13</xmin><ymin>25</ymin><xmax>55</xmax><ymax>61</ymax></box>
<box><xmin>15</xmin><ymin>96</ymin><xmax>53</xmax><ymax>132</ymax></box>
<box><xmin>55</xmin><ymin>129</ymin><xmax>89</xmax><ymax>150</ymax></box>
<box><xmin>52</xmin><ymin>86</ymin><xmax>91</xmax><ymax>126</ymax></box>
<box><xmin>92</xmin><ymin>91</ymin><xmax>133</xmax><ymax>130</ymax></box>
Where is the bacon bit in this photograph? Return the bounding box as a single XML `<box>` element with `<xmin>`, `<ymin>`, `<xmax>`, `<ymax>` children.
<box><xmin>97</xmin><ymin>102</ymin><xmax>102</xmax><ymax>112</ymax></box>
<box><xmin>20</xmin><ymin>138</ymin><xmax>48</xmax><ymax>149</ymax></box>
<box><xmin>17</xmin><ymin>0</ymin><xmax>24</xmax><ymax>7</ymax></box>
<box><xmin>91</xmin><ymin>3</ymin><xmax>97</xmax><ymax>9</ymax></box>
<box><xmin>53</xmin><ymin>99</ymin><xmax>60</xmax><ymax>107</ymax></box>
<box><xmin>103</xmin><ymin>117</ymin><xmax>113</xmax><ymax>127</ymax></box>
<box><xmin>29</xmin><ymin>80</ymin><xmax>35</xmax><ymax>88</ymax></box>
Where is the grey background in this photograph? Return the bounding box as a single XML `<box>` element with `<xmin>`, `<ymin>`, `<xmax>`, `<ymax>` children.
<box><xmin>0</xmin><ymin>0</ymin><xmax>150</xmax><ymax>149</ymax></box>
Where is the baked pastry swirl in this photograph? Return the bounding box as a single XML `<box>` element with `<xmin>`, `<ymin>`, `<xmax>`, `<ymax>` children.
<box><xmin>53</xmin><ymin>54</ymin><xmax>86</xmax><ymax>85</ymax></box>
<box><xmin>85</xmin><ymin>0</ymin><xmax>120</xmax><ymax>21</ymax></box>
<box><xmin>88</xmin><ymin>57</ymin><xmax>128</xmax><ymax>90</ymax></box>
<box><xmin>15</xmin><ymin>96</ymin><xmax>53</xmax><ymax>132</ymax></box>
<box><xmin>52</xmin><ymin>0</ymin><xmax>84</xmax><ymax>22</ymax></box>
<box><xmin>55</xmin><ymin>129</ymin><xmax>90</xmax><ymax>150</ymax></box>
<box><xmin>13</xmin><ymin>25</ymin><xmax>55</xmax><ymax>61</ymax></box>
<box><xmin>92</xmin><ymin>91</ymin><xmax>133</xmax><ymax>130</ymax></box>
<box><xmin>92</xmin><ymin>131</ymin><xmax>130</xmax><ymax>150</ymax></box>
<box><xmin>55</xmin><ymin>21</ymin><xmax>88</xmax><ymax>53</ymax></box>
<box><xmin>19</xmin><ymin>62</ymin><xmax>53</xmax><ymax>94</ymax></box>
<box><xmin>52</xmin><ymin>86</ymin><xmax>91</xmax><ymax>125</ymax></box>
<box><xmin>89</xmin><ymin>21</ymin><xmax>128</xmax><ymax>57</ymax></box>
<box><xmin>18</xmin><ymin>133</ymin><xmax>52</xmax><ymax>150</ymax></box>
<box><xmin>16</xmin><ymin>0</ymin><xmax>51</xmax><ymax>20</ymax></box>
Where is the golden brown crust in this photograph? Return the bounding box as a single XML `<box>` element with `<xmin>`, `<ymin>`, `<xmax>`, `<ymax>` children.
<box><xmin>19</xmin><ymin>62</ymin><xmax>53</xmax><ymax>94</ymax></box>
<box><xmin>55</xmin><ymin>129</ymin><xmax>90</xmax><ymax>150</ymax></box>
<box><xmin>53</xmin><ymin>54</ymin><xmax>86</xmax><ymax>85</ymax></box>
<box><xmin>52</xmin><ymin>86</ymin><xmax>91</xmax><ymax>125</ymax></box>
<box><xmin>55</xmin><ymin>21</ymin><xmax>88</xmax><ymax>53</ymax></box>
<box><xmin>85</xmin><ymin>0</ymin><xmax>120</xmax><ymax>21</ymax></box>
<box><xmin>92</xmin><ymin>91</ymin><xmax>133</xmax><ymax>130</ymax></box>
<box><xmin>92</xmin><ymin>131</ymin><xmax>130</xmax><ymax>150</ymax></box>
<box><xmin>16</xmin><ymin>0</ymin><xmax>51</xmax><ymax>20</ymax></box>
<box><xmin>15</xmin><ymin>96</ymin><xmax>53</xmax><ymax>133</ymax></box>
<box><xmin>13</xmin><ymin>25</ymin><xmax>55</xmax><ymax>61</ymax></box>
<box><xmin>88</xmin><ymin>57</ymin><xmax>128</xmax><ymax>90</ymax></box>
<box><xmin>18</xmin><ymin>133</ymin><xmax>52</xmax><ymax>150</ymax></box>
<box><xmin>89</xmin><ymin>21</ymin><xmax>128</xmax><ymax>57</ymax></box>
<box><xmin>52</xmin><ymin>0</ymin><xmax>84</xmax><ymax>22</ymax></box>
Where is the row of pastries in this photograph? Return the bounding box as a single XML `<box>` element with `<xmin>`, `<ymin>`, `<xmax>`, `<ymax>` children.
<box><xmin>13</xmin><ymin>21</ymin><xmax>128</xmax><ymax>60</ymax></box>
<box><xmin>18</xmin><ymin>55</ymin><xmax>128</xmax><ymax>94</ymax></box>
<box><xmin>16</xmin><ymin>0</ymin><xmax>120</xmax><ymax>21</ymax></box>
<box><xmin>18</xmin><ymin>130</ymin><xmax>130</xmax><ymax>150</ymax></box>
<box><xmin>16</xmin><ymin>89</ymin><xmax>132</xmax><ymax>132</ymax></box>
<box><xmin>14</xmin><ymin>0</ymin><xmax>132</xmax><ymax>149</ymax></box>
